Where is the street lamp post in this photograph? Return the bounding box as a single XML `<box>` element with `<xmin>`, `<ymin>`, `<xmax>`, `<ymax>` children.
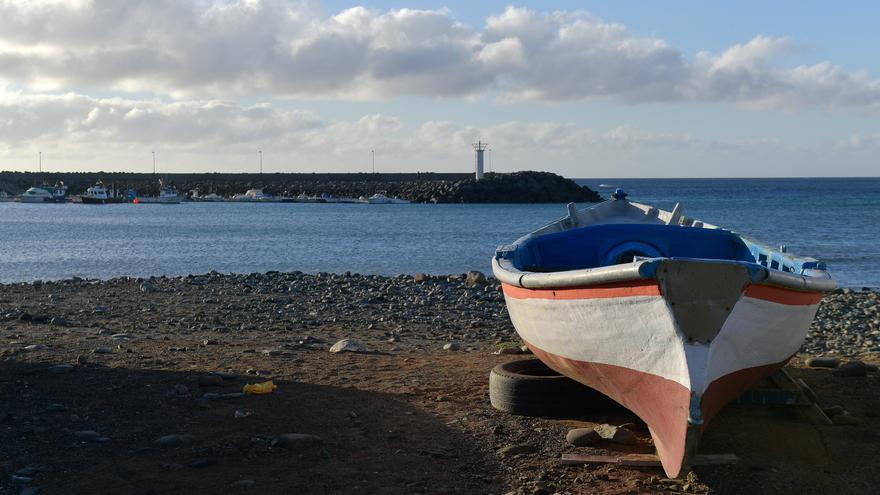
<box><xmin>38</xmin><ymin>151</ymin><xmax>41</xmax><ymax>173</ymax></box>
<box><xmin>259</xmin><ymin>150</ymin><xmax>262</xmax><ymax>174</ymax></box>
<box><xmin>152</xmin><ymin>151</ymin><xmax>156</xmax><ymax>174</ymax></box>
<box><xmin>371</xmin><ymin>149</ymin><xmax>375</xmax><ymax>174</ymax></box>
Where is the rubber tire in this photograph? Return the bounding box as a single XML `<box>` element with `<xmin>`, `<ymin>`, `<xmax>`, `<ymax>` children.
<box><xmin>489</xmin><ymin>358</ymin><xmax>606</xmax><ymax>417</ymax></box>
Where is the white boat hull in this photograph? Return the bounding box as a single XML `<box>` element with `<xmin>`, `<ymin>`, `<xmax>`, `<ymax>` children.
<box><xmin>502</xmin><ymin>278</ymin><xmax>821</xmax><ymax>477</ymax></box>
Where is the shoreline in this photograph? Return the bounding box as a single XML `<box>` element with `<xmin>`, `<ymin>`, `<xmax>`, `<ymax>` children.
<box><xmin>1</xmin><ymin>269</ymin><xmax>877</xmax><ymax>356</ymax></box>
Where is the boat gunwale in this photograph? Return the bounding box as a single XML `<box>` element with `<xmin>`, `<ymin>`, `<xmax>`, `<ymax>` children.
<box><xmin>493</xmin><ymin>198</ymin><xmax>836</xmax><ymax>293</ymax></box>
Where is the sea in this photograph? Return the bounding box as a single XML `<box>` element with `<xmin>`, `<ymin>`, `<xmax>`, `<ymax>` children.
<box><xmin>0</xmin><ymin>178</ymin><xmax>877</xmax><ymax>287</ymax></box>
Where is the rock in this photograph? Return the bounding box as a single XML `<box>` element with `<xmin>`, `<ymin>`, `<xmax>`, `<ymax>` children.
<box><xmin>76</xmin><ymin>355</ymin><xmax>88</xmax><ymax>364</ymax></box>
<box><xmin>93</xmin><ymin>305</ymin><xmax>108</xmax><ymax>314</ymax></box>
<box><xmin>74</xmin><ymin>430</ymin><xmax>100</xmax><ymax>441</ymax></box>
<box><xmin>47</xmin><ymin>364</ymin><xmax>74</xmax><ymax>374</ymax></box>
<box><xmin>93</xmin><ymin>347</ymin><xmax>112</xmax><ymax>354</ymax></box>
<box><xmin>261</xmin><ymin>349</ymin><xmax>283</xmax><ymax>356</ymax></box>
<box><xmin>196</xmin><ymin>375</ymin><xmax>223</xmax><ymax>387</ymax></box>
<box><xmin>140</xmin><ymin>281</ymin><xmax>157</xmax><ymax>293</ymax></box>
<box><xmin>272</xmin><ymin>433</ymin><xmax>323</xmax><ymax>449</ymax></box>
<box><xmin>443</xmin><ymin>342</ymin><xmax>460</xmax><ymax>351</ymax></box>
<box><xmin>24</xmin><ymin>344</ymin><xmax>47</xmax><ymax>351</ymax></box>
<box><xmin>832</xmin><ymin>411</ymin><xmax>862</xmax><ymax>425</ymax></box>
<box><xmin>465</xmin><ymin>271</ymin><xmax>487</xmax><ymax>287</ymax></box>
<box><xmin>493</xmin><ymin>346</ymin><xmax>522</xmax><ymax>355</ymax></box>
<box><xmin>156</xmin><ymin>434</ymin><xmax>194</xmax><ymax>447</ymax></box>
<box><xmin>566</xmin><ymin>428</ymin><xmax>602</xmax><ymax>446</ymax></box>
<box><xmin>221</xmin><ymin>392</ymin><xmax>246</xmax><ymax>400</ymax></box>
<box><xmin>594</xmin><ymin>424</ymin><xmax>637</xmax><ymax>445</ymax></box>
<box><xmin>833</xmin><ymin>361</ymin><xmax>869</xmax><ymax>377</ymax></box>
<box><xmin>231</xmin><ymin>479</ymin><xmax>256</xmax><ymax>489</ymax></box>
<box><xmin>413</xmin><ymin>273</ymin><xmax>428</xmax><ymax>283</ymax></box>
<box><xmin>520</xmin><ymin>345</ymin><xmax>532</xmax><ymax>354</ymax></box>
<box><xmin>329</xmin><ymin>338</ymin><xmax>370</xmax><ymax>354</ymax></box>
<box><xmin>188</xmin><ymin>458</ymin><xmax>216</xmax><ymax>468</ymax></box>
<box><xmin>806</xmin><ymin>357</ymin><xmax>840</xmax><ymax>369</ymax></box>
<box><xmin>50</xmin><ymin>316</ymin><xmax>67</xmax><ymax>326</ymax></box>
<box><xmin>20</xmin><ymin>488</ymin><xmax>40</xmax><ymax>495</ymax></box>
<box><xmin>498</xmin><ymin>443</ymin><xmax>535</xmax><ymax>458</ymax></box>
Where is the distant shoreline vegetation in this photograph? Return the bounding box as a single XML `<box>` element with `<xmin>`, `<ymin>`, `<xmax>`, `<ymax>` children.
<box><xmin>0</xmin><ymin>170</ymin><xmax>602</xmax><ymax>204</ymax></box>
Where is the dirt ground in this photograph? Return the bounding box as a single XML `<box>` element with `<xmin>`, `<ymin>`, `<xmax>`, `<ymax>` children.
<box><xmin>3</xmin><ymin>337</ymin><xmax>879</xmax><ymax>494</ymax></box>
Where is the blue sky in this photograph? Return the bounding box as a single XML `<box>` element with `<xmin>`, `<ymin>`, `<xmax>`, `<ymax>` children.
<box><xmin>0</xmin><ymin>1</ymin><xmax>878</xmax><ymax>177</ymax></box>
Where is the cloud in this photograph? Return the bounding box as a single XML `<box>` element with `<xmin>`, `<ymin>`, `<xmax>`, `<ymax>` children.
<box><xmin>0</xmin><ymin>2</ymin><xmax>878</xmax><ymax>112</ymax></box>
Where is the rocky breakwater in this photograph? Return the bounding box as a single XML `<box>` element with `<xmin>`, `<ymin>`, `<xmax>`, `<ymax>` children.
<box><xmin>385</xmin><ymin>171</ymin><xmax>603</xmax><ymax>203</ymax></box>
<box><xmin>0</xmin><ymin>170</ymin><xmax>601</xmax><ymax>203</ymax></box>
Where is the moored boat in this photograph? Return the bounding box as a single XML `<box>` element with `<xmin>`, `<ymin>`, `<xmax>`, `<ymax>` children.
<box><xmin>80</xmin><ymin>182</ymin><xmax>113</xmax><ymax>204</ymax></box>
<box><xmin>18</xmin><ymin>186</ymin><xmax>53</xmax><ymax>203</ymax></box>
<box><xmin>367</xmin><ymin>192</ymin><xmax>410</xmax><ymax>204</ymax></box>
<box><xmin>492</xmin><ymin>190</ymin><xmax>835</xmax><ymax>478</ymax></box>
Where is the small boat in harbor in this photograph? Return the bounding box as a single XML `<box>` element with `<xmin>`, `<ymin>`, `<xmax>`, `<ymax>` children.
<box><xmin>136</xmin><ymin>180</ymin><xmax>181</xmax><ymax>204</ymax></box>
<box><xmin>367</xmin><ymin>192</ymin><xmax>410</xmax><ymax>204</ymax></box>
<box><xmin>232</xmin><ymin>188</ymin><xmax>272</xmax><ymax>202</ymax></box>
<box><xmin>18</xmin><ymin>186</ymin><xmax>53</xmax><ymax>203</ymax></box>
<box><xmin>81</xmin><ymin>182</ymin><xmax>114</xmax><ymax>204</ymax></box>
<box><xmin>492</xmin><ymin>189</ymin><xmax>835</xmax><ymax>478</ymax></box>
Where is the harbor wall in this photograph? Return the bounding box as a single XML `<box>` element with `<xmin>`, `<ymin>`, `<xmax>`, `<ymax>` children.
<box><xmin>0</xmin><ymin>170</ymin><xmax>602</xmax><ymax>203</ymax></box>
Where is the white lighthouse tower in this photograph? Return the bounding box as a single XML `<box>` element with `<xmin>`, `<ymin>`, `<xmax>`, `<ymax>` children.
<box><xmin>473</xmin><ymin>140</ymin><xmax>488</xmax><ymax>180</ymax></box>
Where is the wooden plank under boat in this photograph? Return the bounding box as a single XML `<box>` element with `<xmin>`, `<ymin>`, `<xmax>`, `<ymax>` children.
<box><xmin>492</xmin><ymin>190</ymin><xmax>835</xmax><ymax>478</ymax></box>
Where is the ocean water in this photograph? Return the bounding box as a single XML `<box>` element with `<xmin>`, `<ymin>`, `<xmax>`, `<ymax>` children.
<box><xmin>0</xmin><ymin>178</ymin><xmax>877</xmax><ymax>287</ymax></box>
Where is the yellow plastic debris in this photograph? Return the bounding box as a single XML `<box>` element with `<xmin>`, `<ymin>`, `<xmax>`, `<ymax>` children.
<box><xmin>243</xmin><ymin>380</ymin><xmax>277</xmax><ymax>395</ymax></box>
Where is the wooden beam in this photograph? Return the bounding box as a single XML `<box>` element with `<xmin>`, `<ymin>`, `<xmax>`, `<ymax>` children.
<box><xmin>560</xmin><ymin>453</ymin><xmax>738</xmax><ymax>467</ymax></box>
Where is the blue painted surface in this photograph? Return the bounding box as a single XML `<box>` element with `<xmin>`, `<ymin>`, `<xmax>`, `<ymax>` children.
<box><xmin>513</xmin><ymin>224</ymin><xmax>755</xmax><ymax>272</ymax></box>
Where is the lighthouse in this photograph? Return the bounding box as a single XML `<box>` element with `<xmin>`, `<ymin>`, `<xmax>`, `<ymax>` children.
<box><xmin>473</xmin><ymin>140</ymin><xmax>488</xmax><ymax>180</ymax></box>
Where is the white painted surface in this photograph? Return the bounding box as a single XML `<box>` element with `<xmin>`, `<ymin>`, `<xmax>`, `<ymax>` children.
<box><xmin>505</xmin><ymin>292</ymin><xmax>819</xmax><ymax>393</ymax></box>
<box><xmin>505</xmin><ymin>294</ymin><xmax>691</xmax><ymax>386</ymax></box>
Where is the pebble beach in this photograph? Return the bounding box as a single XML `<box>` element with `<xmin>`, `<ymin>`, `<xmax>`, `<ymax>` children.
<box><xmin>2</xmin><ymin>271</ymin><xmax>879</xmax><ymax>494</ymax></box>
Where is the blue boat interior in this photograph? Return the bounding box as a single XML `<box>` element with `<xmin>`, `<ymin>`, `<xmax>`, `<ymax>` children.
<box><xmin>503</xmin><ymin>224</ymin><xmax>825</xmax><ymax>275</ymax></box>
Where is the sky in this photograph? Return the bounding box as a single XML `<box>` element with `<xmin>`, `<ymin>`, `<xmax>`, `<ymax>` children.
<box><xmin>1</xmin><ymin>1</ymin><xmax>879</xmax><ymax>177</ymax></box>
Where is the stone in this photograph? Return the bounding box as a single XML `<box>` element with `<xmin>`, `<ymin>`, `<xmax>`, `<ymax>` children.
<box><xmin>74</xmin><ymin>430</ymin><xmax>100</xmax><ymax>441</ymax></box>
<box><xmin>493</xmin><ymin>346</ymin><xmax>522</xmax><ymax>355</ymax></box>
<box><xmin>329</xmin><ymin>338</ymin><xmax>370</xmax><ymax>354</ymax></box>
<box><xmin>832</xmin><ymin>411</ymin><xmax>862</xmax><ymax>425</ymax></box>
<box><xmin>413</xmin><ymin>273</ymin><xmax>428</xmax><ymax>283</ymax></box>
<box><xmin>20</xmin><ymin>487</ymin><xmax>40</xmax><ymax>495</ymax></box>
<box><xmin>594</xmin><ymin>424</ymin><xmax>637</xmax><ymax>445</ymax></box>
<box><xmin>50</xmin><ymin>316</ymin><xmax>67</xmax><ymax>326</ymax></box>
<box><xmin>93</xmin><ymin>347</ymin><xmax>112</xmax><ymax>354</ymax></box>
<box><xmin>272</xmin><ymin>433</ymin><xmax>323</xmax><ymax>448</ymax></box>
<box><xmin>231</xmin><ymin>479</ymin><xmax>256</xmax><ymax>489</ymax></box>
<box><xmin>156</xmin><ymin>434</ymin><xmax>194</xmax><ymax>447</ymax></box>
<box><xmin>566</xmin><ymin>428</ymin><xmax>601</xmax><ymax>446</ymax></box>
<box><xmin>520</xmin><ymin>345</ymin><xmax>532</xmax><ymax>354</ymax></box>
<box><xmin>47</xmin><ymin>364</ymin><xmax>74</xmax><ymax>374</ymax></box>
<box><xmin>806</xmin><ymin>357</ymin><xmax>840</xmax><ymax>368</ymax></box>
<box><xmin>498</xmin><ymin>443</ymin><xmax>535</xmax><ymax>457</ymax></box>
<box><xmin>833</xmin><ymin>361</ymin><xmax>869</xmax><ymax>377</ymax></box>
<box><xmin>443</xmin><ymin>342</ymin><xmax>460</xmax><ymax>351</ymax></box>
<box><xmin>188</xmin><ymin>458</ymin><xmax>216</xmax><ymax>468</ymax></box>
<box><xmin>24</xmin><ymin>344</ymin><xmax>47</xmax><ymax>351</ymax></box>
<box><xmin>140</xmin><ymin>281</ymin><xmax>157</xmax><ymax>293</ymax></box>
<box><xmin>465</xmin><ymin>271</ymin><xmax>487</xmax><ymax>287</ymax></box>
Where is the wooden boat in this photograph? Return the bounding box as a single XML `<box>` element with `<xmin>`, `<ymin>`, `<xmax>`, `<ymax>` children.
<box><xmin>492</xmin><ymin>190</ymin><xmax>835</xmax><ymax>478</ymax></box>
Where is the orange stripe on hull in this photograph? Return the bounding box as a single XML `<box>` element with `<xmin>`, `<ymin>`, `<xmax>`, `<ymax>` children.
<box><xmin>744</xmin><ymin>284</ymin><xmax>823</xmax><ymax>306</ymax></box>
<box><xmin>502</xmin><ymin>280</ymin><xmax>662</xmax><ymax>300</ymax></box>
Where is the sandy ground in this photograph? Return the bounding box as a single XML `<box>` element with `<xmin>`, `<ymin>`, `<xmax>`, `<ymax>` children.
<box><xmin>2</xmin><ymin>277</ymin><xmax>879</xmax><ymax>494</ymax></box>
